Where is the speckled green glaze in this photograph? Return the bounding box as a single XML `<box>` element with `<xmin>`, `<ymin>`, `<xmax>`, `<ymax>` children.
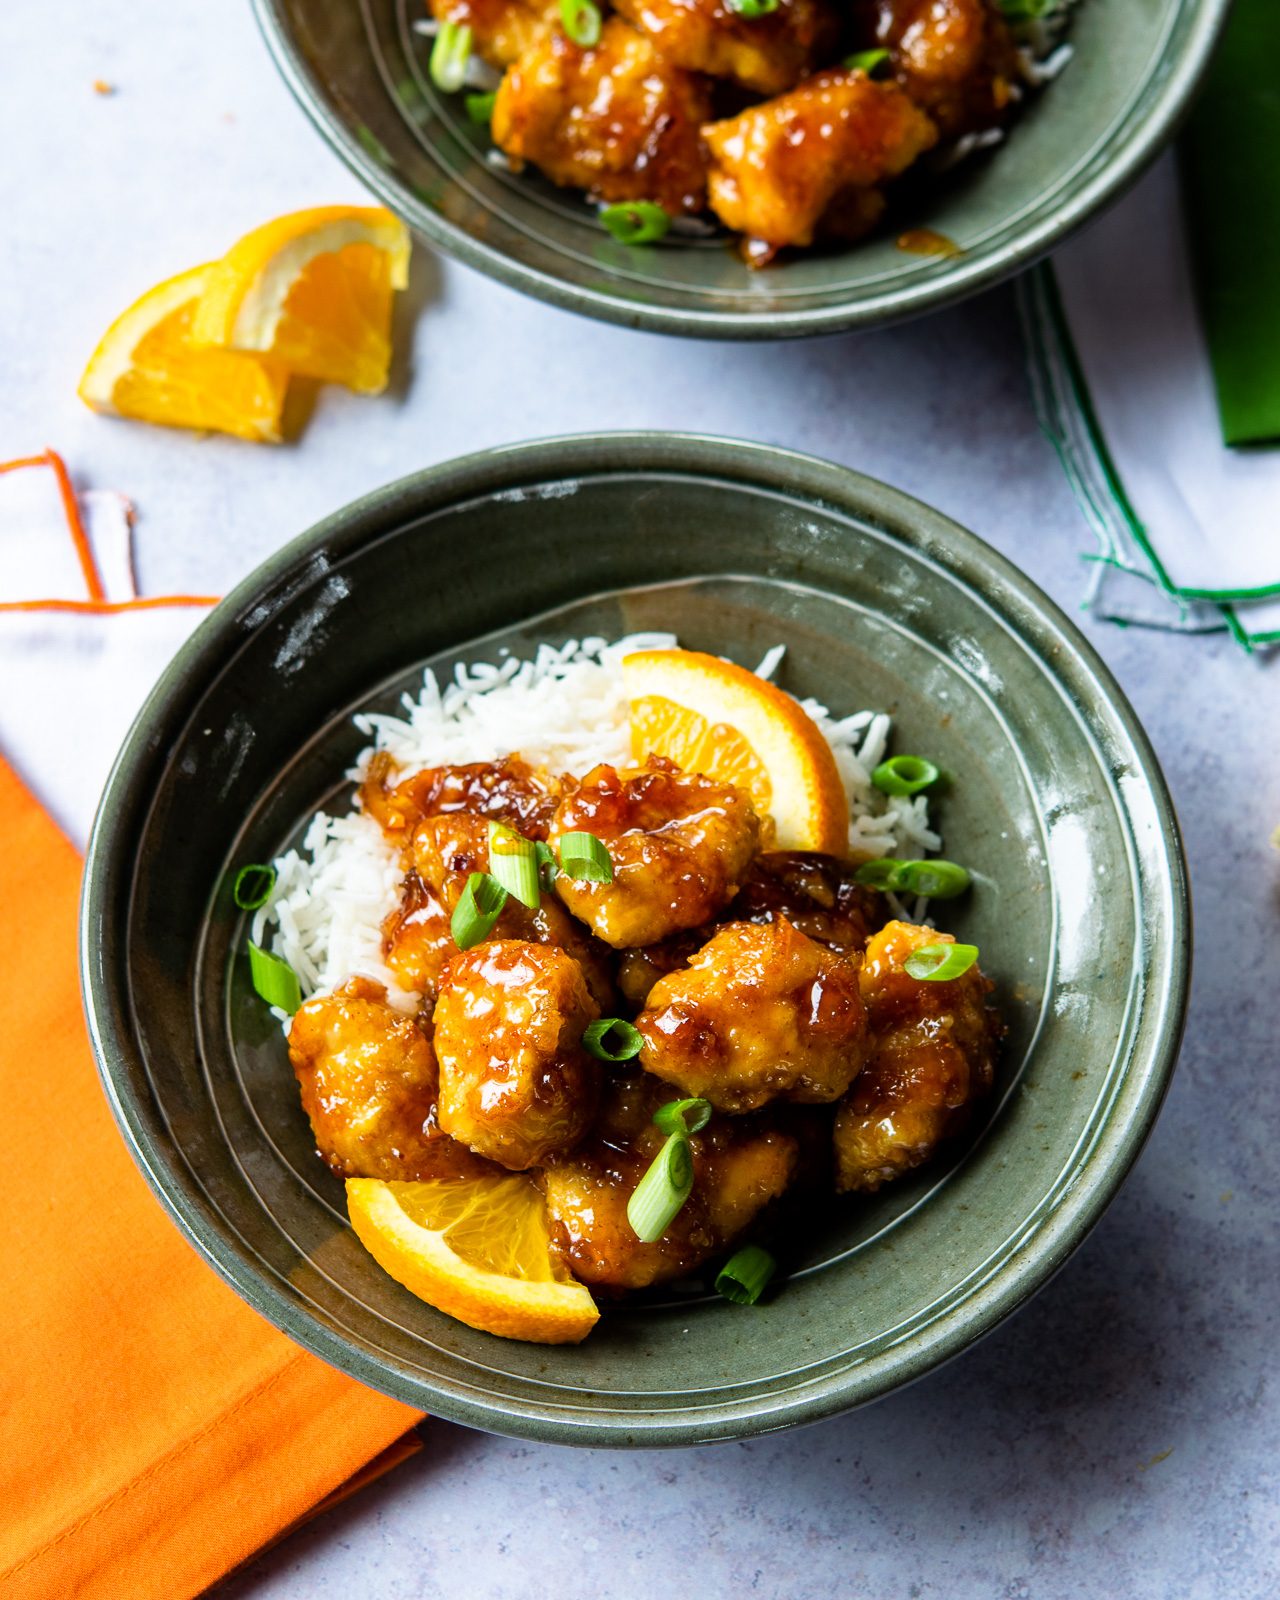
<box><xmin>81</xmin><ymin>435</ymin><xmax>1189</xmax><ymax>1446</ymax></box>
<box><xmin>251</xmin><ymin>0</ymin><xmax>1228</xmax><ymax>338</ymax></box>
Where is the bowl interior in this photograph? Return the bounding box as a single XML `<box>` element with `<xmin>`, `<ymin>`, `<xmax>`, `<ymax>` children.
<box><xmin>84</xmin><ymin>439</ymin><xmax>1186</xmax><ymax>1444</ymax></box>
<box><xmin>255</xmin><ymin>0</ymin><xmax>1225</xmax><ymax>334</ymax></box>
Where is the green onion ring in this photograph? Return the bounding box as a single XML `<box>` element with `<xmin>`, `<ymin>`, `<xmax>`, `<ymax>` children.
<box><xmin>871</xmin><ymin>754</ymin><xmax>940</xmax><ymax>796</ymax></box>
<box><xmin>582</xmin><ymin>1017</ymin><xmax>644</xmax><ymax>1061</ymax></box>
<box><xmin>559</xmin><ymin>0</ymin><xmax>602</xmax><ymax>47</ymax></box>
<box><xmin>627</xmin><ymin>1132</ymin><xmax>695</xmax><ymax>1243</ymax></box>
<box><xmin>653</xmin><ymin>1097</ymin><xmax>712</xmax><ymax>1136</ymax></box>
<box><xmin>555</xmin><ymin>830</ymin><xmax>614</xmax><ymax>883</ymax></box>
<box><xmin>843</xmin><ymin>47</ymin><xmax>891</xmax><ymax>76</ymax></box>
<box><xmin>247</xmin><ymin>942</ymin><xmax>302</xmax><ymax>1014</ymax></box>
<box><xmin>233</xmin><ymin>862</ymin><xmax>276</xmax><ymax>911</ymax></box>
<box><xmin>487</xmin><ymin>821</ymin><xmax>541</xmax><ymax>909</ymax></box>
<box><xmin>902</xmin><ymin>942</ymin><xmax>979</xmax><ymax>982</ymax></box>
<box><xmin>853</xmin><ymin>857</ymin><xmax>907</xmax><ymax>891</ymax></box>
<box><xmin>465</xmin><ymin>90</ymin><xmax>497</xmax><ymax>124</ymax></box>
<box><xmin>895</xmin><ymin>858</ymin><xmax>971</xmax><ymax>899</ymax></box>
<box><xmin>535</xmin><ymin>840</ymin><xmax>559</xmax><ymax>892</ymax></box>
<box><xmin>727</xmin><ymin>0</ymin><xmax>779</xmax><ymax>15</ymax></box>
<box><xmin>716</xmin><ymin>1245</ymin><xmax>777</xmax><ymax>1305</ymax></box>
<box><xmin>450</xmin><ymin>871</ymin><xmax>508</xmax><ymax>950</ymax></box>
<box><xmin>599</xmin><ymin>201</ymin><xmax>670</xmax><ymax>246</ymax></box>
<box><xmin>429</xmin><ymin>19</ymin><xmax>472</xmax><ymax>93</ymax></box>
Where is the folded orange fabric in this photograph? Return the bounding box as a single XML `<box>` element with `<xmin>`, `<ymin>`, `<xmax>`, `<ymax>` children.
<box><xmin>0</xmin><ymin>755</ymin><xmax>423</xmax><ymax>1600</ymax></box>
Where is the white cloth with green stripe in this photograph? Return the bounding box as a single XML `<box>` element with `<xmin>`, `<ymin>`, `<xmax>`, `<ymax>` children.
<box><xmin>1020</xmin><ymin>156</ymin><xmax>1280</xmax><ymax>649</ymax></box>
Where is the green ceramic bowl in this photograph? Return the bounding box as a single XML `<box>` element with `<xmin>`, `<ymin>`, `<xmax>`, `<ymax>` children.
<box><xmin>81</xmin><ymin>434</ymin><xmax>1188</xmax><ymax>1446</ymax></box>
<box><xmin>252</xmin><ymin>0</ymin><xmax>1228</xmax><ymax>337</ymax></box>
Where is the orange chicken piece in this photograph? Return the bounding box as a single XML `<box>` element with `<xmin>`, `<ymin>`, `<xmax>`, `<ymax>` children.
<box><xmin>427</xmin><ymin>0</ymin><xmax>561</xmax><ymax>69</ymax></box>
<box><xmin>492</xmin><ymin>18</ymin><xmax>713</xmax><ymax>214</ymax></box>
<box><xmin>851</xmin><ymin>0</ymin><xmax>1020</xmax><ymax>138</ymax></box>
<box><xmin>833</xmin><ymin>920</ymin><xmax>1000</xmax><ymax>1192</ymax></box>
<box><xmin>701</xmin><ymin>69</ymin><xmax>938</xmax><ymax>253</ymax></box>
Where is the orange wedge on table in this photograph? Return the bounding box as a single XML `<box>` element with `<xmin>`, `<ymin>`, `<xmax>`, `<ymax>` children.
<box><xmin>78</xmin><ymin>206</ymin><xmax>411</xmax><ymax>440</ymax></box>
<box><xmin>623</xmin><ymin>648</ymin><xmax>850</xmax><ymax>856</ymax></box>
<box><xmin>346</xmin><ymin>1174</ymin><xmax>599</xmax><ymax>1345</ymax></box>
<box><xmin>77</xmin><ymin>264</ymin><xmax>290</xmax><ymax>442</ymax></box>
<box><xmin>191</xmin><ymin>206</ymin><xmax>411</xmax><ymax>394</ymax></box>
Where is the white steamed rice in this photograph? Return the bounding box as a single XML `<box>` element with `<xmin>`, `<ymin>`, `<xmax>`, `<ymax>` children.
<box><xmin>255</xmin><ymin>634</ymin><xmax>942</xmax><ymax>1018</ymax></box>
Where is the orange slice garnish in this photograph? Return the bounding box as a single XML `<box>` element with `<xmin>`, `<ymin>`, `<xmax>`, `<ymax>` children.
<box><xmin>622</xmin><ymin>648</ymin><xmax>849</xmax><ymax>855</ymax></box>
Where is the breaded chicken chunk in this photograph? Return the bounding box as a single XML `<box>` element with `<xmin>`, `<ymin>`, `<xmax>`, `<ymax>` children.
<box><xmin>637</xmin><ymin>916</ymin><xmax>872</xmax><ymax>1112</ymax></box>
<box><xmin>834</xmin><ymin>920</ymin><xmax>999</xmax><ymax>1192</ymax></box>
<box><xmin>433</xmin><ymin>941</ymin><xmax>600</xmax><ymax>1169</ymax></box>
<box><xmin>548</xmin><ymin>761</ymin><xmax>761</xmax><ymax>948</ymax></box>
<box><xmin>288</xmin><ymin>978</ymin><xmax>489</xmax><ymax>1181</ymax></box>
<box><xmin>851</xmin><ymin>0</ymin><xmax>1019</xmax><ymax>137</ymax></box>
<box><xmin>426</xmin><ymin>0</ymin><xmax>561</xmax><ymax>68</ymax></box>
<box><xmin>702</xmin><ymin>69</ymin><xmax>938</xmax><ymax>252</ymax></box>
<box><xmin>538</xmin><ymin>1074</ymin><xmax>798</xmax><ymax>1289</ymax></box>
<box><xmin>613</xmin><ymin>0</ymin><xmax>838</xmax><ymax>95</ymax></box>
<box><xmin>492</xmin><ymin>19</ymin><xmax>713</xmax><ymax>214</ymax></box>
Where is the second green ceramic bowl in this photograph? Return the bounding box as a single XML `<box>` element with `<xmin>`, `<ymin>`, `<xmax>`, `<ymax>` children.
<box><xmin>253</xmin><ymin>0</ymin><xmax>1228</xmax><ymax>337</ymax></box>
<box><xmin>81</xmin><ymin>434</ymin><xmax>1188</xmax><ymax>1445</ymax></box>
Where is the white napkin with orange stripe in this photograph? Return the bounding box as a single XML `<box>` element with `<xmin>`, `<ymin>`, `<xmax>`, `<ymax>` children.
<box><xmin>0</xmin><ymin>452</ymin><xmax>217</xmax><ymax>845</ymax></box>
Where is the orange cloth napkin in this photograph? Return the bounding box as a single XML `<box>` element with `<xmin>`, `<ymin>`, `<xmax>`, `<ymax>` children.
<box><xmin>0</xmin><ymin>754</ymin><xmax>423</xmax><ymax>1600</ymax></box>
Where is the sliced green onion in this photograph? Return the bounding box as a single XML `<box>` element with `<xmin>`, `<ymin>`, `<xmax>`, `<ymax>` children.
<box><xmin>487</xmin><ymin>821</ymin><xmax>540</xmax><ymax>908</ymax></box>
<box><xmin>903</xmin><ymin>942</ymin><xmax>979</xmax><ymax>982</ymax></box>
<box><xmin>559</xmin><ymin>0</ymin><xmax>602</xmax><ymax>46</ymax></box>
<box><xmin>451</xmin><ymin>871</ymin><xmax>508</xmax><ymax>950</ymax></box>
<box><xmin>599</xmin><ymin>201</ymin><xmax>670</xmax><ymax>246</ymax></box>
<box><xmin>716</xmin><ymin>1244</ymin><xmax>776</xmax><ymax>1306</ymax></box>
<box><xmin>465</xmin><ymin>90</ymin><xmax>497</xmax><ymax>124</ymax></box>
<box><xmin>247</xmin><ymin>942</ymin><xmax>302</xmax><ymax>1014</ymax></box>
<box><xmin>429</xmin><ymin>19</ymin><xmax>472</xmax><ymax>93</ymax></box>
<box><xmin>535</xmin><ymin>840</ymin><xmax>559</xmax><ymax>892</ymax></box>
<box><xmin>854</xmin><ymin>857</ymin><xmax>907</xmax><ymax>891</ymax></box>
<box><xmin>653</xmin><ymin>1097</ymin><xmax>712</xmax><ymax>1136</ymax></box>
<box><xmin>627</xmin><ymin>1132</ymin><xmax>695</xmax><ymax>1243</ymax></box>
<box><xmin>843</xmin><ymin>47</ymin><xmax>891</xmax><ymax>76</ymax></box>
<box><xmin>871</xmin><ymin>754</ymin><xmax>939</xmax><ymax>796</ymax></box>
<box><xmin>895</xmin><ymin>858</ymin><xmax>971</xmax><ymax>899</ymax></box>
<box><xmin>556</xmin><ymin>830</ymin><xmax>614</xmax><ymax>883</ymax></box>
<box><xmin>727</xmin><ymin>0</ymin><xmax>779</xmax><ymax>15</ymax></box>
<box><xmin>583</xmin><ymin>1017</ymin><xmax>643</xmax><ymax>1061</ymax></box>
<box><xmin>233</xmin><ymin>862</ymin><xmax>276</xmax><ymax>911</ymax></box>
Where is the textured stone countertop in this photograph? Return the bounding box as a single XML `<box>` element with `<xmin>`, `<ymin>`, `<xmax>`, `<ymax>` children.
<box><xmin>2</xmin><ymin>2</ymin><xmax>1276</xmax><ymax>1596</ymax></box>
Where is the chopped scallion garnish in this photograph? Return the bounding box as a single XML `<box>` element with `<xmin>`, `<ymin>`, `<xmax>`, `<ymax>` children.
<box><xmin>627</xmin><ymin>1132</ymin><xmax>695</xmax><ymax>1243</ymax></box>
<box><xmin>854</xmin><ymin>857</ymin><xmax>907</xmax><ymax>890</ymax></box>
<box><xmin>843</xmin><ymin>47</ymin><xmax>891</xmax><ymax>77</ymax></box>
<box><xmin>854</xmin><ymin>856</ymin><xmax>971</xmax><ymax>899</ymax></box>
<box><xmin>487</xmin><ymin>821</ymin><xmax>540</xmax><ymax>908</ymax></box>
<box><xmin>653</xmin><ymin>1097</ymin><xmax>712</xmax><ymax>1136</ymax></box>
<box><xmin>248</xmin><ymin>942</ymin><xmax>302</xmax><ymax>1014</ymax></box>
<box><xmin>451</xmin><ymin>871</ymin><xmax>508</xmax><ymax>950</ymax></box>
<box><xmin>583</xmin><ymin>1017</ymin><xmax>643</xmax><ymax>1061</ymax></box>
<box><xmin>429</xmin><ymin>19</ymin><xmax>472</xmax><ymax>93</ymax></box>
<box><xmin>233</xmin><ymin>862</ymin><xmax>276</xmax><ymax>911</ymax></box>
<box><xmin>871</xmin><ymin>754</ymin><xmax>939</xmax><ymax>796</ymax></box>
<box><xmin>559</xmin><ymin>0</ymin><xmax>602</xmax><ymax>46</ymax></box>
<box><xmin>716</xmin><ymin>1245</ymin><xmax>776</xmax><ymax>1305</ymax></box>
<box><xmin>727</xmin><ymin>0</ymin><xmax>779</xmax><ymax>15</ymax></box>
<box><xmin>599</xmin><ymin>201</ymin><xmax>670</xmax><ymax>246</ymax></box>
<box><xmin>465</xmin><ymin>90</ymin><xmax>497</xmax><ymax>124</ymax></box>
<box><xmin>895</xmin><ymin>858</ymin><xmax>970</xmax><ymax>899</ymax></box>
<box><xmin>903</xmin><ymin>942</ymin><xmax>979</xmax><ymax>982</ymax></box>
<box><xmin>556</xmin><ymin>830</ymin><xmax>614</xmax><ymax>883</ymax></box>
